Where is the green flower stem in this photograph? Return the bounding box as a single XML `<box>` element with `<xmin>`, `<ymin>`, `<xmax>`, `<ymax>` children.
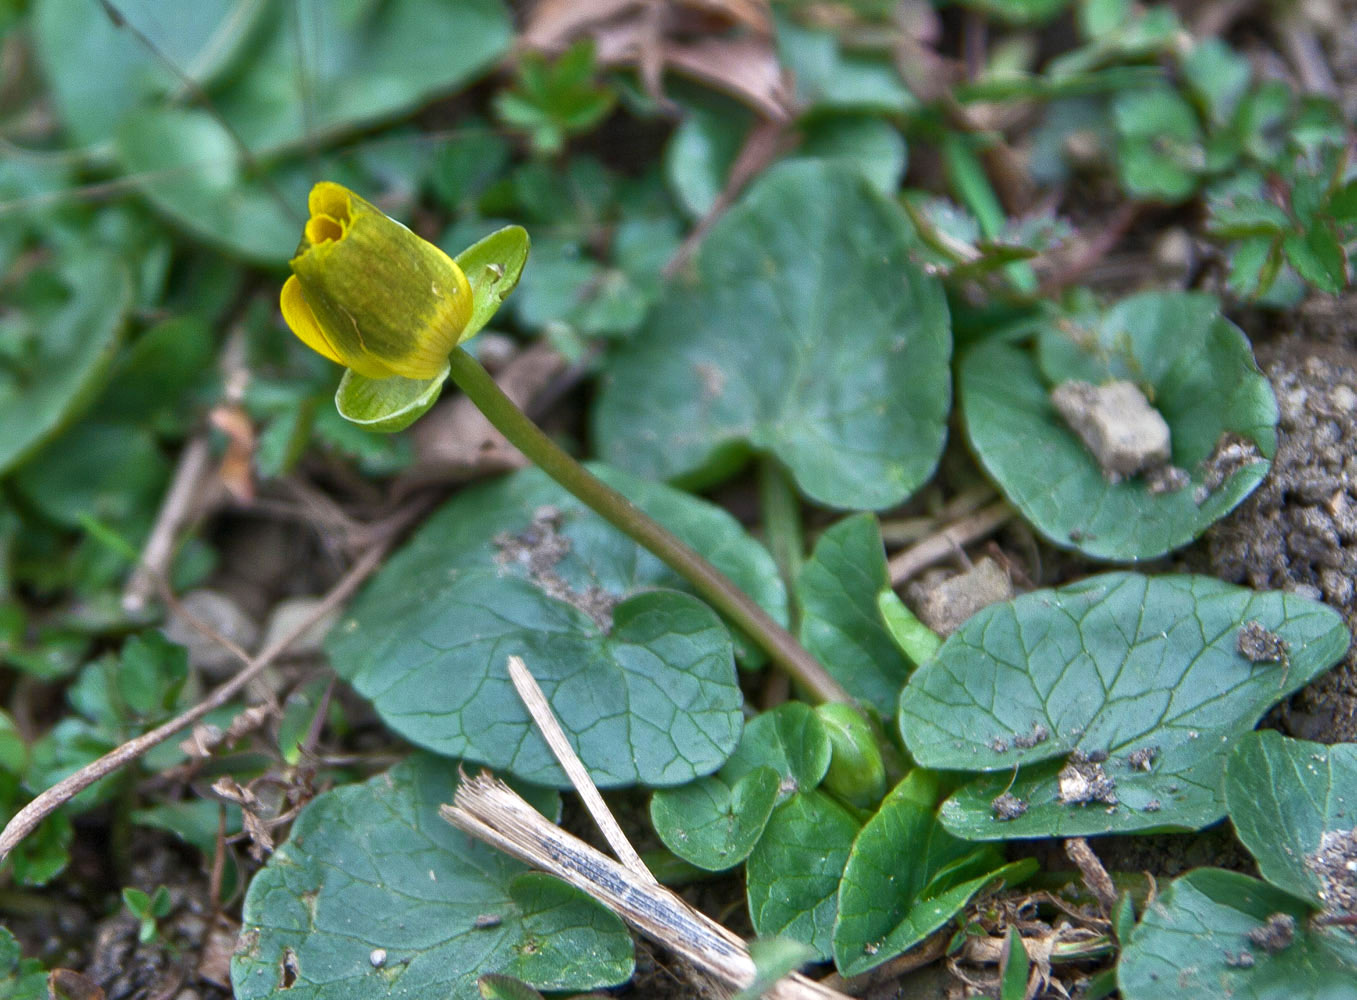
<box><xmin>758</xmin><ymin>457</ymin><xmax>805</xmax><ymax>607</ymax></box>
<box><xmin>446</xmin><ymin>347</ymin><xmax>852</xmax><ymax>705</ymax></box>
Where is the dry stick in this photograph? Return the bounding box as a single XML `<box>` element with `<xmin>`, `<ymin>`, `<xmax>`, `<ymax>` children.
<box><xmin>1064</xmin><ymin>838</ymin><xmax>1118</xmax><ymax>913</ymax></box>
<box><xmin>0</xmin><ymin>541</ymin><xmax>388</xmax><ymax>864</ymax></box>
<box><xmin>887</xmin><ymin>500</ymin><xmax>1012</xmax><ymax>586</ymax></box>
<box><xmin>504</xmin><ymin>655</ymin><xmax>654</xmax><ymax>883</ymax></box>
<box><xmin>446</xmin><ymin>657</ymin><xmax>851</xmax><ymax>1000</ymax></box>
<box><xmin>123</xmin><ymin>434</ymin><xmax>215</xmax><ymax>614</ymax></box>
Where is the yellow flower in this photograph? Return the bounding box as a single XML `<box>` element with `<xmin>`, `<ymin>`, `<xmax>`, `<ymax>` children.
<box><xmin>280</xmin><ymin>182</ymin><xmax>473</xmax><ymax>380</ymax></box>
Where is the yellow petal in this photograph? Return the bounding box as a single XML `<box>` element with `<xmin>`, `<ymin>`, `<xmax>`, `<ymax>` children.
<box><xmin>281</xmin><ymin>275</ymin><xmax>349</xmax><ymax>369</ymax></box>
<box><xmin>308</xmin><ymin>182</ymin><xmax>351</xmax><ymax>223</ymax></box>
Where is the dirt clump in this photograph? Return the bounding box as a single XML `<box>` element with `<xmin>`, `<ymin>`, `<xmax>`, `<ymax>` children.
<box><xmin>1247</xmin><ymin>912</ymin><xmax>1297</xmax><ymax>953</ymax></box>
<box><xmin>1057</xmin><ymin>749</ymin><xmax>1118</xmax><ymax>807</ymax></box>
<box><xmin>1237</xmin><ymin>620</ymin><xmax>1290</xmax><ymax>665</ymax></box>
<box><xmin>1207</xmin><ymin>338</ymin><xmax>1357</xmax><ymax>742</ymax></box>
<box><xmin>1307</xmin><ymin>827</ymin><xmax>1357</xmax><ymax>919</ymax></box>
<box><xmin>908</xmin><ymin>556</ymin><xmax>1014</xmax><ymax>636</ymax></box>
<box><xmin>991</xmin><ymin>792</ymin><xmax>1029</xmax><ymax>821</ymax></box>
<box><xmin>495</xmin><ymin>506</ymin><xmax>621</xmax><ymax>631</ymax></box>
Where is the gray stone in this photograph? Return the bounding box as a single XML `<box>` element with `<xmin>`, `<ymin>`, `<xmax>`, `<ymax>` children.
<box><xmin>1051</xmin><ymin>379</ymin><xmax>1172</xmax><ymax>481</ymax></box>
<box><xmin>908</xmin><ymin>557</ymin><xmax>1014</xmax><ymax>636</ymax></box>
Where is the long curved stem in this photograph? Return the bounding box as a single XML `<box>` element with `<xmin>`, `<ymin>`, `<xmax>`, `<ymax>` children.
<box><xmin>446</xmin><ymin>347</ymin><xmax>851</xmax><ymax>705</ymax></box>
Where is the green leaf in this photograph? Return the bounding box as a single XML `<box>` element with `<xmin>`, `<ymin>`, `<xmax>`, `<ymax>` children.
<box><xmin>1000</xmin><ymin>925</ymin><xmax>1030</xmax><ymax>1000</ymax></box>
<box><xmin>796</xmin><ymin>515</ymin><xmax>913</xmax><ymax>715</ymax></box>
<box><xmin>114</xmin><ymin>108</ymin><xmax>300</xmax><ymax>264</ymax></box>
<box><xmin>733</xmin><ymin>938</ymin><xmax>818</xmax><ymax>1000</ymax></box>
<box><xmin>594</xmin><ymin>160</ymin><xmax>951</xmax><ymax>511</ymax></box>
<box><xmin>898</xmin><ymin>573</ymin><xmax>1349</xmax><ymax>838</ymax></box>
<box><xmin>0</xmin><ymin>252</ymin><xmax>132</xmax><ymax>475</ymax></box>
<box><xmin>456</xmin><ymin>226</ymin><xmax>532</xmax><ymax>340</ymax></box>
<box><xmin>665</xmin><ymin>101</ymin><xmax>752</xmax><ymax>219</ymax></box>
<box><xmin>1183</xmin><ymin>39</ymin><xmax>1252</xmax><ymax>126</ymax></box>
<box><xmin>794</xmin><ymin>115</ymin><xmax>907</xmax><ymax>196</ymax></box>
<box><xmin>1283</xmin><ymin>225</ymin><xmax>1347</xmax><ymax>294</ymax></box>
<box><xmin>747</xmin><ymin>790</ymin><xmax>861</xmax><ymax>961</ymax></box>
<box><xmin>1225</xmin><ymin>731</ymin><xmax>1357</xmax><ymax>909</ymax></box>
<box><xmin>327</xmin><ymin>465</ymin><xmax>788</xmax><ymax>787</ymax></box>
<box><xmin>1118</xmin><ymin>869</ymin><xmax>1357</xmax><ymax>1000</ymax></box>
<box><xmin>648</xmin><ymin>767</ymin><xmax>781</xmax><ymax>871</ymax></box>
<box><xmin>13</xmin><ymin>421</ymin><xmax>169</xmax><ymax>534</ymax></box>
<box><xmin>962</xmin><ymin>291</ymin><xmax>1277</xmax><ymax>560</ymax></box>
<box><xmin>0</xmin><ymin>925</ymin><xmax>47</xmax><ymax>1000</ymax></box>
<box><xmin>335</xmin><ymin>365</ymin><xmax>448</xmax><ymax>433</ymax></box>
<box><xmin>775</xmin><ymin>15</ymin><xmax>915</xmax><ymax>113</ymax></box>
<box><xmin>649</xmin><ymin>702</ymin><xmax>831</xmax><ymax>870</ymax></box>
<box><xmin>478</xmin><ymin>974</ymin><xmax>544</xmax><ymax>1000</ymax></box>
<box><xmin>31</xmin><ymin>0</ymin><xmax>265</xmax><ymax>147</ymax></box>
<box><xmin>233</xmin><ymin>755</ymin><xmax>633</xmax><ymax>1000</ymax></box>
<box><xmin>1326</xmin><ymin>180</ymin><xmax>1357</xmax><ymax>224</ymax></box>
<box><xmin>833</xmin><ymin>774</ymin><xmax>1021</xmax><ymax>976</ymax></box>
<box><xmin>1113</xmin><ymin>87</ymin><xmax>1205</xmax><ymax>202</ymax></box>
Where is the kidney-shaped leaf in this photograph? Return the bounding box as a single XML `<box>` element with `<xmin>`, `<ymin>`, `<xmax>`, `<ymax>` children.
<box><xmin>1118</xmin><ymin>869</ymin><xmax>1357</xmax><ymax>1000</ymax></box>
<box><xmin>232</xmin><ymin>755</ymin><xmax>633</xmax><ymax>1000</ymax></box>
<box><xmin>328</xmin><ymin>465</ymin><xmax>788</xmax><ymax>787</ymax></box>
<box><xmin>1225</xmin><ymin>730</ymin><xmax>1357</xmax><ymax>910</ymax></box>
<box><xmin>962</xmin><ymin>291</ymin><xmax>1277</xmax><ymax>561</ymax></box>
<box><xmin>649</xmin><ymin>702</ymin><xmax>831</xmax><ymax>870</ymax></box>
<box><xmin>593</xmin><ymin>160</ymin><xmax>951</xmax><ymax>511</ymax></box>
<box><xmin>898</xmin><ymin>574</ymin><xmax>1348</xmax><ymax>838</ymax></box>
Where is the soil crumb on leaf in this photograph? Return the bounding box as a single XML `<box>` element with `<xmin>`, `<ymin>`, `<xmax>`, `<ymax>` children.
<box><xmin>991</xmin><ymin>792</ymin><xmax>1028</xmax><ymax>821</ymax></box>
<box><xmin>1146</xmin><ymin>463</ymin><xmax>1190</xmax><ymax>495</ymax></box>
<box><xmin>495</xmin><ymin>506</ymin><xmax>620</xmax><ymax>631</ymax></box>
<box><xmin>1307</xmin><ymin>827</ymin><xmax>1357</xmax><ymax>919</ymax></box>
<box><xmin>1126</xmin><ymin>746</ymin><xmax>1158</xmax><ymax>771</ymax></box>
<box><xmin>1050</xmin><ymin>379</ymin><xmax>1171</xmax><ymax>481</ymax></box>
<box><xmin>1237</xmin><ymin>620</ymin><xmax>1290</xmax><ymax>665</ymax></box>
<box><xmin>1013</xmin><ymin>723</ymin><xmax>1051</xmax><ymax>750</ymax></box>
<box><xmin>1057</xmin><ymin>749</ymin><xmax>1118</xmax><ymax>806</ymax></box>
<box><xmin>1247</xmin><ymin>912</ymin><xmax>1296</xmax><ymax>952</ymax></box>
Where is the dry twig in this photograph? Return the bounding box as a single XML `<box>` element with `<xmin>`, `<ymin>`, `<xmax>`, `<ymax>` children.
<box><xmin>887</xmin><ymin>500</ymin><xmax>1012</xmax><ymax>586</ymax></box>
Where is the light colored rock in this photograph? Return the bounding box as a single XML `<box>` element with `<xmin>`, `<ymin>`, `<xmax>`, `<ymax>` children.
<box><xmin>162</xmin><ymin>589</ymin><xmax>259</xmax><ymax>678</ymax></box>
<box><xmin>1051</xmin><ymin>379</ymin><xmax>1172</xmax><ymax>481</ymax></box>
<box><xmin>908</xmin><ymin>557</ymin><xmax>1014</xmax><ymax>636</ymax></box>
<box><xmin>261</xmin><ymin>596</ymin><xmax>341</xmax><ymax>657</ymax></box>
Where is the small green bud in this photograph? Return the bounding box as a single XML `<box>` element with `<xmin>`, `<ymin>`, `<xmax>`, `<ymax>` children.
<box><xmin>815</xmin><ymin>703</ymin><xmax>887</xmax><ymax>809</ymax></box>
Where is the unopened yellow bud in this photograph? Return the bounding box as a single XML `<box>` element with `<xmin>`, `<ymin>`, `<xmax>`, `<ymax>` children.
<box><xmin>280</xmin><ymin>182</ymin><xmax>473</xmax><ymax>380</ymax></box>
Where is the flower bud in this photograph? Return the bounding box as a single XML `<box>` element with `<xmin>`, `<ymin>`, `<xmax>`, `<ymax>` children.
<box><xmin>815</xmin><ymin>703</ymin><xmax>887</xmax><ymax>809</ymax></box>
<box><xmin>280</xmin><ymin>182</ymin><xmax>473</xmax><ymax>380</ymax></box>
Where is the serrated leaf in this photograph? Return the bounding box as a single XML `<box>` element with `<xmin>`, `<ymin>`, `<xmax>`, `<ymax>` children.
<box><xmin>746</xmin><ymin>790</ymin><xmax>860</xmax><ymax>961</ymax></box>
<box><xmin>1118</xmin><ymin>869</ymin><xmax>1357</xmax><ymax>1000</ymax></box>
<box><xmin>1283</xmin><ymin>225</ymin><xmax>1347</xmax><ymax>294</ymax></box>
<box><xmin>649</xmin><ymin>702</ymin><xmax>831</xmax><ymax>870</ymax></box>
<box><xmin>0</xmin><ymin>252</ymin><xmax>131</xmax><ymax>475</ymax></box>
<box><xmin>797</xmin><ymin>514</ymin><xmax>913</xmax><ymax>716</ymax></box>
<box><xmin>1225</xmin><ymin>730</ymin><xmax>1357</xmax><ymax>909</ymax></box>
<box><xmin>963</xmin><ymin>290</ymin><xmax>1277</xmax><ymax>560</ymax></box>
<box><xmin>594</xmin><ymin>160</ymin><xmax>951</xmax><ymax>511</ymax></box>
<box><xmin>233</xmin><ymin>755</ymin><xmax>632</xmax><ymax>1000</ymax></box>
<box><xmin>833</xmin><ymin>773</ymin><xmax>1022</xmax><ymax>976</ymax></box>
<box><xmin>898</xmin><ymin>573</ymin><xmax>1349</xmax><ymax>838</ymax></box>
<box><xmin>328</xmin><ymin>465</ymin><xmax>788</xmax><ymax>787</ymax></box>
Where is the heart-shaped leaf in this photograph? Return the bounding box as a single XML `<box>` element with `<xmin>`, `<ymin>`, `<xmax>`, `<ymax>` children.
<box><xmin>962</xmin><ymin>291</ymin><xmax>1277</xmax><ymax>560</ymax></box>
<box><xmin>328</xmin><ymin>465</ymin><xmax>788</xmax><ymax>787</ymax></box>
<box><xmin>649</xmin><ymin>702</ymin><xmax>831</xmax><ymax>870</ymax></box>
<box><xmin>746</xmin><ymin>790</ymin><xmax>860</xmax><ymax>961</ymax></box>
<box><xmin>898</xmin><ymin>573</ymin><xmax>1348</xmax><ymax>838</ymax></box>
<box><xmin>593</xmin><ymin>160</ymin><xmax>951</xmax><ymax>511</ymax></box>
<box><xmin>233</xmin><ymin>755</ymin><xmax>633</xmax><ymax>1000</ymax></box>
<box><xmin>1225</xmin><ymin>730</ymin><xmax>1357</xmax><ymax>910</ymax></box>
<box><xmin>797</xmin><ymin>514</ymin><xmax>913</xmax><ymax>716</ymax></box>
<box><xmin>1118</xmin><ymin>869</ymin><xmax>1357</xmax><ymax>1000</ymax></box>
